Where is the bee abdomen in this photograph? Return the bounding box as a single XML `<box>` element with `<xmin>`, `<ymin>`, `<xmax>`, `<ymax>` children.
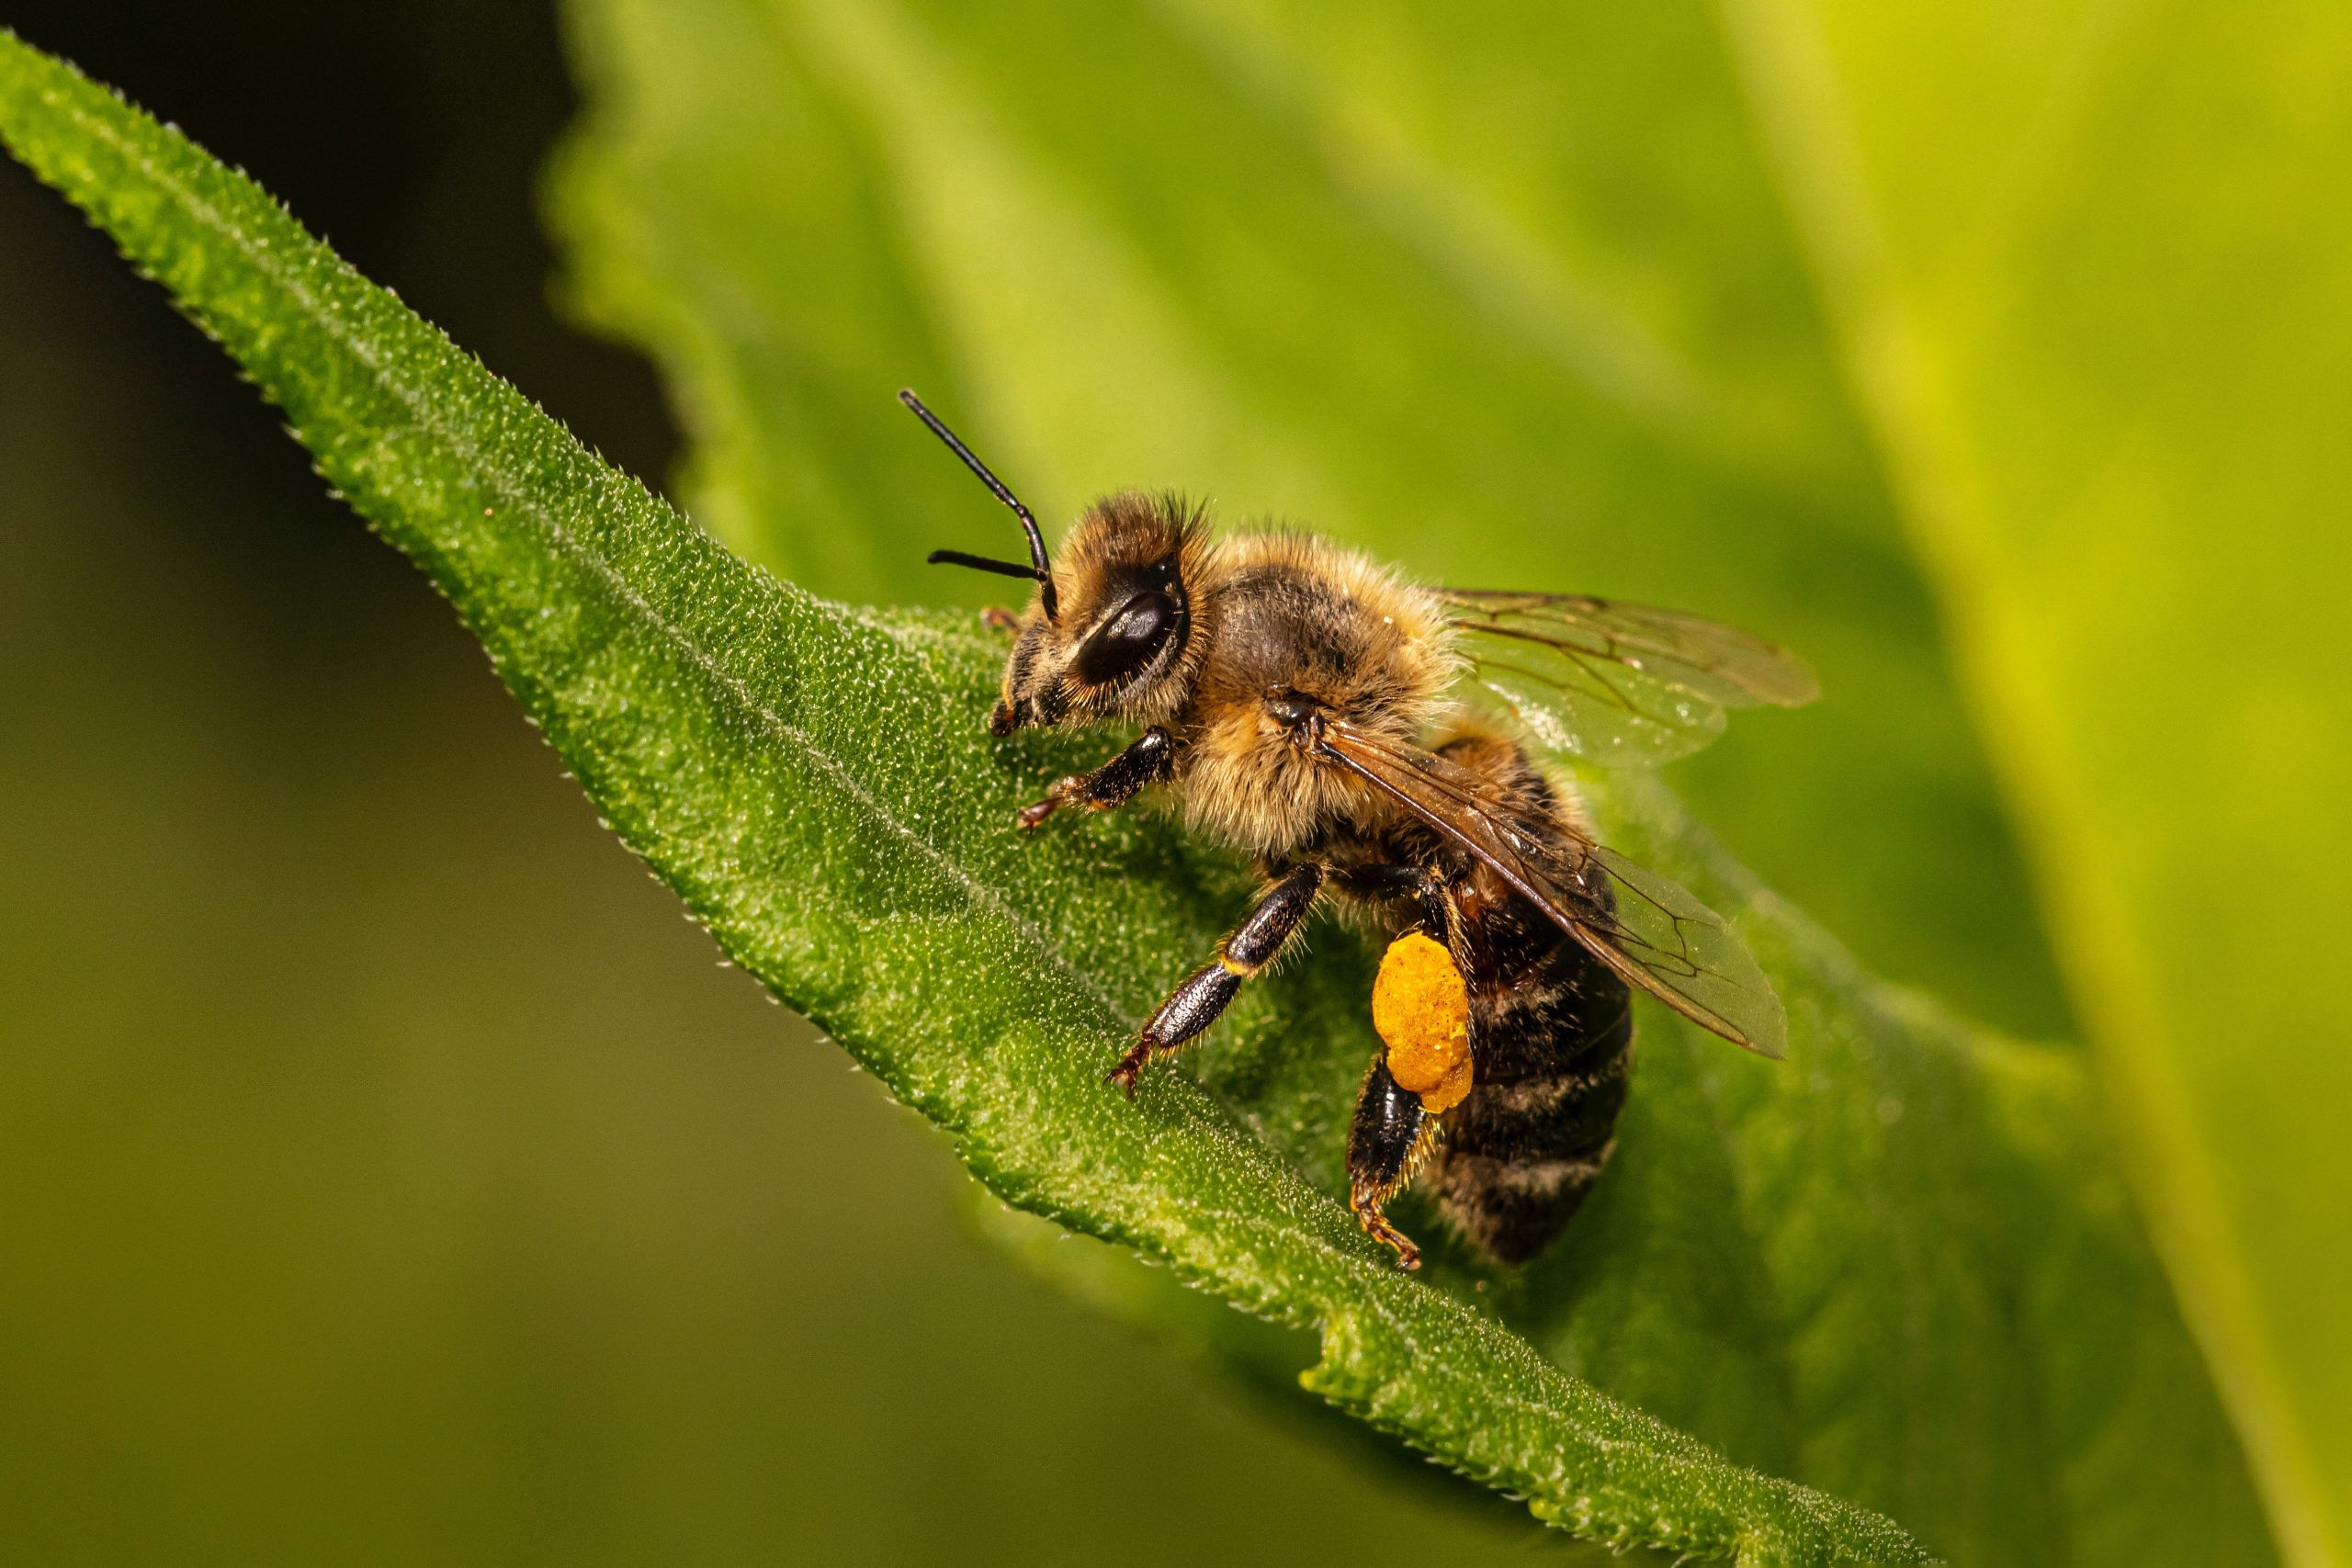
<box><xmin>1427</xmin><ymin>1145</ymin><xmax>1617</xmax><ymax>1267</ymax></box>
<box><xmin>1432</xmin><ymin>956</ymin><xmax>1634</xmax><ymax>1265</ymax></box>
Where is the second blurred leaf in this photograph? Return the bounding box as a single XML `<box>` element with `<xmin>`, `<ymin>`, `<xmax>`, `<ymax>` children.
<box><xmin>551</xmin><ymin>0</ymin><xmax>2074</xmax><ymax>1037</ymax></box>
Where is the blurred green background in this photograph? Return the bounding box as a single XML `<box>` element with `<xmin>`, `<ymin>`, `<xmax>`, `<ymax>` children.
<box><xmin>6</xmin><ymin>0</ymin><xmax>2350</xmax><ymax>1562</ymax></box>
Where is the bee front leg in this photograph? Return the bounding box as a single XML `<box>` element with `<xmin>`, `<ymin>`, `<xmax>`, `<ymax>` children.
<box><xmin>1109</xmin><ymin>863</ymin><xmax>1324</xmax><ymax>1095</ymax></box>
<box><xmin>1017</xmin><ymin>726</ymin><xmax>1176</xmax><ymax>829</ymax></box>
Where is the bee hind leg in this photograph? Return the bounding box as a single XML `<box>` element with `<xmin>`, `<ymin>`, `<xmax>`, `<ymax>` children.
<box><xmin>1110</xmin><ymin>863</ymin><xmax>1323</xmax><ymax>1094</ymax></box>
<box><xmin>1348</xmin><ymin>1057</ymin><xmax>1438</xmax><ymax>1270</ymax></box>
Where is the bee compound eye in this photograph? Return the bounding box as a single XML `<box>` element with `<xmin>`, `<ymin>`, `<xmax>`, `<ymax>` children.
<box><xmin>1072</xmin><ymin>590</ymin><xmax>1178</xmax><ymax>688</ymax></box>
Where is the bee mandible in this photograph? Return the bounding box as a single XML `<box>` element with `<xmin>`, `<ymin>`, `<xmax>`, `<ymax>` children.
<box><xmin>905</xmin><ymin>389</ymin><xmax>1815</xmax><ymax>1269</ymax></box>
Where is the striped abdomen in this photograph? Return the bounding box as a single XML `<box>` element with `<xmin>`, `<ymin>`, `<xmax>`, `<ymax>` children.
<box><xmin>1424</xmin><ymin>737</ymin><xmax>1634</xmax><ymax>1265</ymax></box>
<box><xmin>1426</xmin><ymin>877</ymin><xmax>1633</xmax><ymax>1264</ymax></box>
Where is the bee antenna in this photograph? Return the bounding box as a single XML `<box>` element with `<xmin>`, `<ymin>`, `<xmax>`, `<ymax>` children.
<box><xmin>926</xmin><ymin>548</ymin><xmax>1049</xmax><ymax>582</ymax></box>
<box><xmin>899</xmin><ymin>389</ymin><xmax>1058</xmax><ymax>620</ymax></box>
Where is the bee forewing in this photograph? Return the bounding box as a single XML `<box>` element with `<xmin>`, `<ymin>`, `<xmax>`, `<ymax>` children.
<box><xmin>1581</xmin><ymin>844</ymin><xmax>1786</xmax><ymax>1058</ymax></box>
<box><xmin>1314</xmin><ymin>716</ymin><xmax>1787</xmax><ymax>1057</ymax></box>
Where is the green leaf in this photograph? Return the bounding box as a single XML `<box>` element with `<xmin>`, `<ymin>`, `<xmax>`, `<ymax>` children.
<box><xmin>0</xmin><ymin>20</ymin><xmax>2271</xmax><ymax>1568</ymax></box>
<box><xmin>1722</xmin><ymin>3</ymin><xmax>2352</xmax><ymax>1562</ymax></box>
<box><xmin>548</xmin><ymin>0</ymin><xmax>2073</xmax><ymax>1044</ymax></box>
<box><xmin>0</xmin><ymin>30</ymin><xmax>1930</xmax><ymax>1565</ymax></box>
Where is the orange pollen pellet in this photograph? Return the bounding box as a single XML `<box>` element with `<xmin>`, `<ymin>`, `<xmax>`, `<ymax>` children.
<box><xmin>1372</xmin><ymin>931</ymin><xmax>1474</xmax><ymax>1114</ymax></box>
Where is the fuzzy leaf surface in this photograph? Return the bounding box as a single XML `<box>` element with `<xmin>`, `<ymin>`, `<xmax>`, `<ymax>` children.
<box><xmin>0</xmin><ymin>31</ymin><xmax>1942</xmax><ymax>1566</ymax></box>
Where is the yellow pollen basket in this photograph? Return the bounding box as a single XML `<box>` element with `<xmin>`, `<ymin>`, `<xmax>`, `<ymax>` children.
<box><xmin>1372</xmin><ymin>931</ymin><xmax>1474</xmax><ymax>1113</ymax></box>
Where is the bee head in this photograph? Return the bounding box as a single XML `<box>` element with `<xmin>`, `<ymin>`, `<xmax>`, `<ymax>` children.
<box><xmin>988</xmin><ymin>491</ymin><xmax>1201</xmax><ymax>734</ymax></box>
<box><xmin>901</xmin><ymin>390</ymin><xmax>1202</xmax><ymax>737</ymax></box>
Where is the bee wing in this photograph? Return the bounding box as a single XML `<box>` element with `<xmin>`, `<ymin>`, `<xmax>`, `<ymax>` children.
<box><xmin>1314</xmin><ymin>717</ymin><xmax>1787</xmax><ymax>1057</ymax></box>
<box><xmin>1440</xmin><ymin>589</ymin><xmax>1818</xmax><ymax>767</ymax></box>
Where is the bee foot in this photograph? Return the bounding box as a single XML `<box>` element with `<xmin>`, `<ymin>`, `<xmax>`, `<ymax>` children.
<box><xmin>1351</xmin><ymin>1191</ymin><xmax>1423</xmax><ymax>1271</ymax></box>
<box><xmin>1018</xmin><ymin>777</ymin><xmax>1086</xmax><ymax>830</ymax></box>
<box><xmin>1106</xmin><ymin>1043</ymin><xmax>1155</xmax><ymax>1099</ymax></box>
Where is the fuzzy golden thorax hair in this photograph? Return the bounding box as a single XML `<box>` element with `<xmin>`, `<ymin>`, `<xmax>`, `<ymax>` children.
<box><xmin>992</xmin><ymin>494</ymin><xmax>1464</xmax><ymax>860</ymax></box>
<box><xmin>1170</xmin><ymin>528</ymin><xmax>1461</xmax><ymax>857</ymax></box>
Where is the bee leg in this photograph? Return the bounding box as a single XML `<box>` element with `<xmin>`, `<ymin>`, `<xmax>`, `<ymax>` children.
<box><xmin>979</xmin><ymin>605</ymin><xmax>1021</xmax><ymax>633</ymax></box>
<box><xmin>1109</xmin><ymin>863</ymin><xmax>1323</xmax><ymax>1095</ymax></box>
<box><xmin>1348</xmin><ymin>1057</ymin><xmax>1436</xmax><ymax>1270</ymax></box>
<box><xmin>1018</xmin><ymin>726</ymin><xmax>1177</xmax><ymax>829</ymax></box>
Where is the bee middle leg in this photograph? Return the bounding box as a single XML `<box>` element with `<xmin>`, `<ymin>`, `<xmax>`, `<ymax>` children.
<box><xmin>1109</xmin><ymin>863</ymin><xmax>1323</xmax><ymax>1095</ymax></box>
<box><xmin>1017</xmin><ymin>726</ymin><xmax>1176</xmax><ymax>829</ymax></box>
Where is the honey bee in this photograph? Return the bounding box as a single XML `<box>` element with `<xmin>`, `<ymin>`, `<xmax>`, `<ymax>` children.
<box><xmin>904</xmin><ymin>390</ymin><xmax>1815</xmax><ymax>1269</ymax></box>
